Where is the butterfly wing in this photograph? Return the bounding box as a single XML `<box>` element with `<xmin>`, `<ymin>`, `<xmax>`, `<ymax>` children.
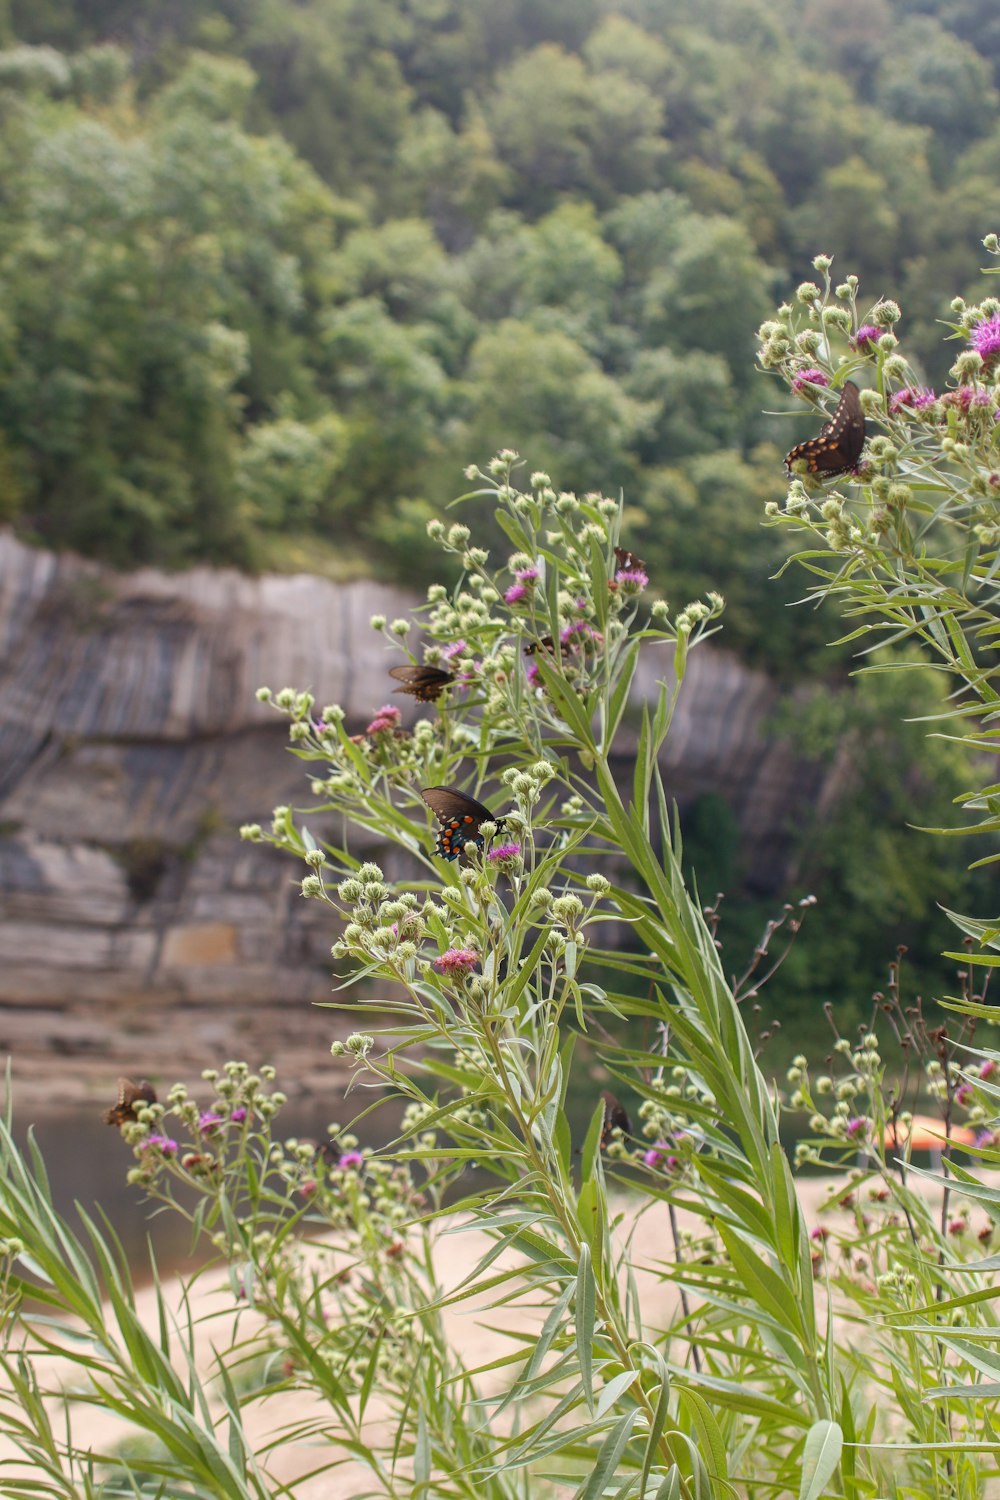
<box><xmin>600</xmin><ymin>1089</ymin><xmax>632</xmax><ymax>1146</ymax></box>
<box><xmin>785</xmin><ymin>381</ymin><xmax>865</xmax><ymax>478</ymax></box>
<box><xmin>421</xmin><ymin>785</ymin><xmax>499</xmax><ymax>860</ymax></box>
<box><xmin>614</xmin><ymin>546</ymin><xmax>648</xmax><ymax>573</ymax></box>
<box><xmin>388</xmin><ymin>665</ymin><xmax>453</xmax><ymax>702</ymax></box>
<box><xmin>103</xmin><ymin>1077</ymin><xmax>156</xmax><ymax>1125</ymax></box>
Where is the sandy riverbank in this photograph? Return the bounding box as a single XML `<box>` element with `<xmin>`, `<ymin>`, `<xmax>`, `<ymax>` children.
<box><xmin>0</xmin><ymin>1173</ymin><xmax>975</xmax><ymax>1497</ymax></box>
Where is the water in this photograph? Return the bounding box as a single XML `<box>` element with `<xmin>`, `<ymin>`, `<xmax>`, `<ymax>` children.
<box><xmin>11</xmin><ymin>1078</ymin><xmax>625</xmax><ymax>1281</ymax></box>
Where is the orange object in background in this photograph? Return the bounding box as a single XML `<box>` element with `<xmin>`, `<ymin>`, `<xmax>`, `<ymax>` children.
<box><xmin>884</xmin><ymin>1114</ymin><xmax>978</xmax><ymax>1151</ymax></box>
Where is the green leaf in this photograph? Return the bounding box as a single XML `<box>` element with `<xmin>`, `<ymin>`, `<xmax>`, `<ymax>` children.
<box><xmin>574</xmin><ymin>1408</ymin><xmax>639</xmax><ymax>1500</ymax></box>
<box><xmin>680</xmin><ymin>1387</ymin><xmax>728</xmax><ymax>1487</ymax></box>
<box><xmin>576</xmin><ymin>1242</ymin><xmax>597</xmax><ymax>1412</ymax></box>
<box><xmin>798</xmin><ymin>1420</ymin><xmax>843</xmax><ymax>1500</ymax></box>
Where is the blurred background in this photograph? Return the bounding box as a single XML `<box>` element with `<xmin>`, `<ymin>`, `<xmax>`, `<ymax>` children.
<box><xmin>1</xmin><ymin>0</ymin><xmax>998</xmax><ymax>1209</ymax></box>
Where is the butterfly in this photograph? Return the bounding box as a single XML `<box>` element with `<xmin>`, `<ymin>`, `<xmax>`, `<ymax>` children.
<box><xmin>524</xmin><ymin>635</ymin><xmax>566</xmax><ymax>657</ymax></box>
<box><xmin>420</xmin><ymin>785</ymin><xmax>506</xmax><ymax>860</ymax></box>
<box><xmin>614</xmin><ymin>546</ymin><xmax>648</xmax><ymax>574</ymax></box>
<box><xmin>388</xmin><ymin>665</ymin><xmax>454</xmax><ymax>702</ymax></box>
<box><xmin>103</xmin><ymin>1077</ymin><xmax>157</xmax><ymax>1126</ymax></box>
<box><xmin>784</xmin><ymin>380</ymin><xmax>865</xmax><ymax>478</ymax></box>
<box><xmin>600</xmin><ymin>1090</ymin><xmax>632</xmax><ymax>1147</ymax></box>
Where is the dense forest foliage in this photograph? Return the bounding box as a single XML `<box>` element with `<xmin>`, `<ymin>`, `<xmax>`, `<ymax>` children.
<box><xmin>1</xmin><ymin>0</ymin><xmax>998</xmax><ymax>660</ymax></box>
<box><xmin>1</xmin><ymin>0</ymin><xmax>997</xmax><ymax>1029</ymax></box>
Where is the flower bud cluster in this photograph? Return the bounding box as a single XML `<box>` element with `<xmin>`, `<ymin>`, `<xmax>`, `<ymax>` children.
<box><xmin>333</xmin><ymin>866</ymin><xmax>424</xmax><ymax>965</ymax></box>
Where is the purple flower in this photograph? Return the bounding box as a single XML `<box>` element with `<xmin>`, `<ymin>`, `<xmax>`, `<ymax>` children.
<box><xmin>979</xmin><ymin>1059</ymin><xmax>996</xmax><ymax>1081</ymax></box>
<box><xmin>791</xmin><ymin>368</ymin><xmax>830</xmax><ymax>394</ymax></box>
<box><xmin>366</xmin><ymin>703</ymin><xmax>402</xmax><ymax>735</ymax></box>
<box><xmin>487</xmin><ymin>842</ymin><xmax>522</xmax><ymax>863</ymax></box>
<box><xmin>560</xmin><ymin>620</ymin><xmax>603</xmax><ymax>646</ymax></box>
<box><xmin>852</xmin><ymin>325</ymin><xmax>880</xmax><ymax>349</ymax></box>
<box><xmin>845</xmin><ymin>1116</ymin><xmax>868</xmax><ymax>1140</ymax></box>
<box><xmin>230</xmin><ymin>1106</ymin><xmax>248</xmax><ymax>1124</ymax></box>
<box><xmin>970</xmin><ymin>313</ymin><xmax>1000</xmax><ymax>359</ymax></box>
<box><xmin>955</xmin><ymin>1084</ymin><xmax>973</xmax><ymax>1106</ymax></box>
<box><xmin>198</xmin><ymin>1112</ymin><xmax>224</xmax><ymax>1134</ymax></box>
<box><xmin>810</xmin><ymin>1226</ymin><xmax>830</xmax><ymax>1242</ymax></box>
<box><xmin>889</xmin><ymin>386</ymin><xmax>936</xmax><ymax>414</ymax></box>
<box><xmin>505</xmin><ymin>583</ymin><xmax>528</xmax><ymax>605</ymax></box>
<box><xmin>444</xmin><ymin>640</ymin><xmax>467</xmax><ymax>661</ymax></box>
<box><xmin>143</xmin><ymin>1134</ymin><xmax>179</xmax><ymax>1155</ymax></box>
<box><xmin>433</xmin><ymin>947</ymin><xmax>479</xmax><ymax>975</ymax></box>
<box><xmin>516</xmin><ymin>566</ymin><xmax>539</xmax><ymax>583</ymax></box>
<box><xmin>338</xmin><ymin>1150</ymin><xmax>364</xmax><ymax>1170</ymax></box>
<box><xmin>643</xmin><ymin>1142</ymin><xmax>680</xmax><ymax>1171</ymax></box>
<box><xmin>526</xmin><ymin>662</ymin><xmax>541</xmax><ymax>687</ymax></box>
<box><xmin>945</xmin><ymin>385</ymin><xmax>995</xmax><ymax>414</ymax></box>
<box><xmin>614</xmin><ymin>568</ymin><xmax>648</xmax><ymax>593</ymax></box>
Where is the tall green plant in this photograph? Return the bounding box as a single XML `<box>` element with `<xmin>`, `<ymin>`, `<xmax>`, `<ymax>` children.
<box><xmin>2</xmin><ymin>455</ymin><xmax>999</xmax><ymax>1495</ymax></box>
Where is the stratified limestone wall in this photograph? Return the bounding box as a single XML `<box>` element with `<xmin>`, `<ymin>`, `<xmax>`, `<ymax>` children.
<box><xmin>0</xmin><ymin>532</ymin><xmax>832</xmax><ymax>1106</ymax></box>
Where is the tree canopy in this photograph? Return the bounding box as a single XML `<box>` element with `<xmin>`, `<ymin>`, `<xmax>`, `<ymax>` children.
<box><xmin>0</xmin><ymin>0</ymin><xmax>994</xmax><ymax>662</ymax></box>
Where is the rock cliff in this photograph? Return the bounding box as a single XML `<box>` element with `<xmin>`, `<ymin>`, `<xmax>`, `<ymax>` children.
<box><xmin>0</xmin><ymin>532</ymin><xmax>830</xmax><ymax>1108</ymax></box>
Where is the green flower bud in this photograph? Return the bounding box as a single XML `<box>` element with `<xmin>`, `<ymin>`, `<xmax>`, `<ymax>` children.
<box><xmin>872</xmin><ymin>299</ymin><xmax>901</xmax><ymax>326</ymax></box>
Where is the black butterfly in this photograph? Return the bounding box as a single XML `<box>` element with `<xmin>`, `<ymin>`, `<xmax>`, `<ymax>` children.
<box><xmin>784</xmin><ymin>380</ymin><xmax>865</xmax><ymax>478</ymax></box>
<box><xmin>389</xmin><ymin>665</ymin><xmax>454</xmax><ymax>702</ymax></box>
<box><xmin>524</xmin><ymin>635</ymin><xmax>566</xmax><ymax>658</ymax></box>
<box><xmin>103</xmin><ymin>1077</ymin><xmax>157</xmax><ymax>1126</ymax></box>
<box><xmin>613</xmin><ymin>546</ymin><xmax>648</xmax><ymax>574</ymax></box>
<box><xmin>420</xmin><ymin>785</ymin><xmax>506</xmax><ymax>861</ymax></box>
<box><xmin>600</xmin><ymin>1090</ymin><xmax>632</xmax><ymax>1147</ymax></box>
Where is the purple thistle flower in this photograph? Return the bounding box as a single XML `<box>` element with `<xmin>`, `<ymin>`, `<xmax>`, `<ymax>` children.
<box><xmin>230</xmin><ymin>1106</ymin><xmax>248</xmax><ymax>1124</ymax></box>
<box><xmin>338</xmin><ymin>1150</ymin><xmax>364</xmax><ymax>1170</ymax></box>
<box><xmin>946</xmin><ymin>385</ymin><xmax>995</xmax><ymax>414</ymax></box>
<box><xmin>791</xmin><ymin>368</ymin><xmax>830</xmax><ymax>394</ymax></box>
<box><xmin>852</xmin><ymin>325</ymin><xmax>880</xmax><ymax>349</ymax></box>
<box><xmin>515</xmin><ymin>566</ymin><xmax>539</xmax><ymax>583</ymax></box>
<box><xmin>979</xmin><ymin>1059</ymin><xmax>996</xmax><ymax>1081</ymax></box>
<box><xmin>505</xmin><ymin>583</ymin><xmax>528</xmax><ymax>605</ymax></box>
<box><xmin>955</xmin><ymin>1083</ymin><xmax>973</xmax><ymax>1106</ymax></box>
<box><xmin>889</xmin><ymin>386</ymin><xmax>936</xmax><ymax>414</ymax></box>
<box><xmin>143</xmin><ymin>1134</ymin><xmax>179</xmax><ymax>1155</ymax></box>
<box><xmin>644</xmin><ymin>1141</ymin><xmax>680</xmax><ymax>1170</ymax></box>
<box><xmin>845</xmin><ymin>1116</ymin><xmax>868</xmax><ymax>1140</ymax></box>
<box><xmin>444</xmin><ymin>640</ymin><xmax>467</xmax><ymax>661</ymax></box>
<box><xmin>525</xmin><ymin>662</ymin><xmax>541</xmax><ymax>687</ymax></box>
<box><xmin>366</xmin><ymin>703</ymin><xmax>402</xmax><ymax>735</ymax></box>
<box><xmin>433</xmin><ymin>948</ymin><xmax>479</xmax><ymax>975</ymax></box>
<box><xmin>970</xmin><ymin>313</ymin><xmax>1000</xmax><ymax>359</ymax></box>
<box><xmin>487</xmin><ymin>842</ymin><xmax>522</xmax><ymax>863</ymax></box>
<box><xmin>614</xmin><ymin>568</ymin><xmax>649</xmax><ymax>593</ymax></box>
<box><xmin>198</xmin><ymin>1112</ymin><xmax>224</xmax><ymax>1134</ymax></box>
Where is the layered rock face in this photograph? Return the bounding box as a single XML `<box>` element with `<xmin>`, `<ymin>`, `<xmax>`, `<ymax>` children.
<box><xmin>0</xmin><ymin>532</ymin><xmax>828</xmax><ymax>1107</ymax></box>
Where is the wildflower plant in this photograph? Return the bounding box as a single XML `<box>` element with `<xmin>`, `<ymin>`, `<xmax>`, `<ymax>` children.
<box><xmin>3</xmin><ymin>411</ymin><xmax>1000</xmax><ymax>1498</ymax></box>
